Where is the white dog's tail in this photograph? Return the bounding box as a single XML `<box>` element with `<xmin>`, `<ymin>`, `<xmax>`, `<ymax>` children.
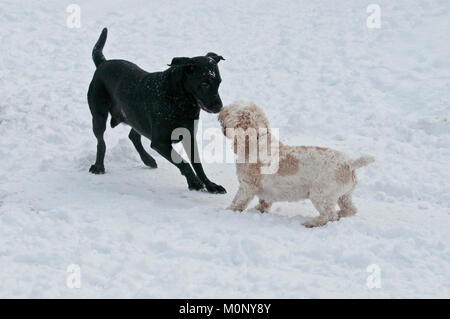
<box><xmin>351</xmin><ymin>155</ymin><xmax>375</xmax><ymax>169</ymax></box>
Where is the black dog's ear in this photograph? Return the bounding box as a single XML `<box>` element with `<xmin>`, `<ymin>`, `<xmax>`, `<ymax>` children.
<box><xmin>206</xmin><ymin>52</ymin><xmax>225</xmax><ymax>63</ymax></box>
<box><xmin>168</xmin><ymin>57</ymin><xmax>193</xmax><ymax>67</ymax></box>
<box><xmin>167</xmin><ymin>58</ymin><xmax>194</xmax><ymax>96</ymax></box>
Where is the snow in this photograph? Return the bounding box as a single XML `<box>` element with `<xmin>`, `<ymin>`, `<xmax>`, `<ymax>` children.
<box><xmin>0</xmin><ymin>0</ymin><xmax>449</xmax><ymax>298</ymax></box>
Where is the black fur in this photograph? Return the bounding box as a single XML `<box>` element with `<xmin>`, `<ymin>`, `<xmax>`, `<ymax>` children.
<box><xmin>87</xmin><ymin>28</ymin><xmax>226</xmax><ymax>193</ymax></box>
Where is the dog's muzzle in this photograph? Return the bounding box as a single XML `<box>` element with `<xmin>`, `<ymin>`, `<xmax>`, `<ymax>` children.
<box><xmin>197</xmin><ymin>98</ymin><xmax>222</xmax><ymax>114</ymax></box>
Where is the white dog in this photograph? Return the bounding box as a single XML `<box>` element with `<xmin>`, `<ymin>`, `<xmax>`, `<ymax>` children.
<box><xmin>218</xmin><ymin>101</ymin><xmax>374</xmax><ymax>227</ymax></box>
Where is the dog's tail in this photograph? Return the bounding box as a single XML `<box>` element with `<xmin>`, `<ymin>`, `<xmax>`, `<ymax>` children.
<box><xmin>351</xmin><ymin>155</ymin><xmax>375</xmax><ymax>170</ymax></box>
<box><xmin>351</xmin><ymin>155</ymin><xmax>375</xmax><ymax>169</ymax></box>
<box><xmin>92</xmin><ymin>28</ymin><xmax>108</xmax><ymax>68</ymax></box>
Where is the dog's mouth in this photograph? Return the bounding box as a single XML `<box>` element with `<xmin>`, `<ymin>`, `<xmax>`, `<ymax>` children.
<box><xmin>197</xmin><ymin>99</ymin><xmax>219</xmax><ymax>114</ymax></box>
<box><xmin>201</xmin><ymin>105</ymin><xmax>214</xmax><ymax>113</ymax></box>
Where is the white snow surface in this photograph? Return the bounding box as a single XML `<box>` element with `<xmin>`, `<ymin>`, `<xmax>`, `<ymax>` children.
<box><xmin>0</xmin><ymin>0</ymin><xmax>449</xmax><ymax>298</ymax></box>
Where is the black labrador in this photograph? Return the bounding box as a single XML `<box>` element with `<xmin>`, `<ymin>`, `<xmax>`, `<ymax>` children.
<box><xmin>87</xmin><ymin>28</ymin><xmax>226</xmax><ymax>194</ymax></box>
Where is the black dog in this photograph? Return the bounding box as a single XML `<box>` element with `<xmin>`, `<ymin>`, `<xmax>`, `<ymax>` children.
<box><xmin>87</xmin><ymin>28</ymin><xmax>226</xmax><ymax>193</ymax></box>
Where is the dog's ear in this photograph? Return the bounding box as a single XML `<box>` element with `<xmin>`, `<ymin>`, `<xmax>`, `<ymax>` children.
<box><xmin>167</xmin><ymin>57</ymin><xmax>195</xmax><ymax>94</ymax></box>
<box><xmin>206</xmin><ymin>52</ymin><xmax>225</xmax><ymax>63</ymax></box>
<box><xmin>218</xmin><ymin>107</ymin><xmax>228</xmax><ymax>126</ymax></box>
<box><xmin>218</xmin><ymin>108</ymin><xmax>230</xmax><ymax>136</ymax></box>
<box><xmin>168</xmin><ymin>57</ymin><xmax>193</xmax><ymax>67</ymax></box>
<box><xmin>168</xmin><ymin>57</ymin><xmax>196</xmax><ymax>75</ymax></box>
<box><xmin>167</xmin><ymin>59</ymin><xmax>194</xmax><ymax>96</ymax></box>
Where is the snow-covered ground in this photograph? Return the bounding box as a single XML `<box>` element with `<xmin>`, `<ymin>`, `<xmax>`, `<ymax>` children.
<box><xmin>0</xmin><ymin>0</ymin><xmax>449</xmax><ymax>298</ymax></box>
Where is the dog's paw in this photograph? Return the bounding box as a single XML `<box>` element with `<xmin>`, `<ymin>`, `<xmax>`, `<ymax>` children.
<box><xmin>142</xmin><ymin>156</ymin><xmax>157</xmax><ymax>168</ymax></box>
<box><xmin>302</xmin><ymin>217</ymin><xmax>328</xmax><ymax>228</ymax></box>
<box><xmin>254</xmin><ymin>204</ymin><xmax>267</xmax><ymax>213</ymax></box>
<box><xmin>205</xmin><ymin>181</ymin><xmax>226</xmax><ymax>194</ymax></box>
<box><xmin>337</xmin><ymin>209</ymin><xmax>356</xmax><ymax>218</ymax></box>
<box><xmin>188</xmin><ymin>176</ymin><xmax>205</xmax><ymax>191</ymax></box>
<box><xmin>226</xmin><ymin>205</ymin><xmax>244</xmax><ymax>212</ymax></box>
<box><xmin>254</xmin><ymin>200</ymin><xmax>271</xmax><ymax>213</ymax></box>
<box><xmin>89</xmin><ymin>164</ymin><xmax>105</xmax><ymax>174</ymax></box>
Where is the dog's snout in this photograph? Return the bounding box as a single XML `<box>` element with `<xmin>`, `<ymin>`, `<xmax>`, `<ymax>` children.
<box><xmin>210</xmin><ymin>96</ymin><xmax>223</xmax><ymax>113</ymax></box>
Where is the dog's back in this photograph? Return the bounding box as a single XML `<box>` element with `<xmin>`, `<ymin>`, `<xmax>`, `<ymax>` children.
<box><xmin>88</xmin><ymin>28</ymin><xmax>163</xmax><ymax>135</ymax></box>
<box><xmin>90</xmin><ymin>28</ymin><xmax>151</xmax><ymax>105</ymax></box>
<box><xmin>92</xmin><ymin>60</ymin><xmax>149</xmax><ymax>101</ymax></box>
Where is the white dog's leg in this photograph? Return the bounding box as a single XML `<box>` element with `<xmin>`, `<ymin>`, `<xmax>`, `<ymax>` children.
<box><xmin>303</xmin><ymin>192</ymin><xmax>339</xmax><ymax>228</ymax></box>
<box><xmin>227</xmin><ymin>183</ymin><xmax>257</xmax><ymax>212</ymax></box>
<box><xmin>338</xmin><ymin>193</ymin><xmax>357</xmax><ymax>218</ymax></box>
<box><xmin>254</xmin><ymin>198</ymin><xmax>272</xmax><ymax>213</ymax></box>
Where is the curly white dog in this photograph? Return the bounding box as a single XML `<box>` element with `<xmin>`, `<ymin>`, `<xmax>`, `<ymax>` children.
<box><xmin>218</xmin><ymin>101</ymin><xmax>374</xmax><ymax>228</ymax></box>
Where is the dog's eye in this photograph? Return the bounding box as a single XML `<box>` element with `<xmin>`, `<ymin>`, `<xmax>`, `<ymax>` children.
<box><xmin>201</xmin><ymin>82</ymin><xmax>210</xmax><ymax>89</ymax></box>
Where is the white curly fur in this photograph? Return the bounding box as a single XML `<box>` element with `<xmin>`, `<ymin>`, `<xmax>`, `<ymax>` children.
<box><xmin>218</xmin><ymin>101</ymin><xmax>375</xmax><ymax>228</ymax></box>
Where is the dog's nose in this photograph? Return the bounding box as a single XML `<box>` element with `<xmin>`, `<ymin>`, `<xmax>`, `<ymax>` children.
<box><xmin>212</xmin><ymin>96</ymin><xmax>223</xmax><ymax>113</ymax></box>
<box><xmin>212</xmin><ymin>104</ymin><xmax>222</xmax><ymax>113</ymax></box>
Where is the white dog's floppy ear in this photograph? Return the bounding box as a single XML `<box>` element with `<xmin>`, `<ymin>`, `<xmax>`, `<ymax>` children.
<box><xmin>218</xmin><ymin>107</ymin><xmax>228</xmax><ymax>126</ymax></box>
<box><xmin>250</xmin><ymin>104</ymin><xmax>270</xmax><ymax>131</ymax></box>
<box><xmin>218</xmin><ymin>107</ymin><xmax>230</xmax><ymax>136</ymax></box>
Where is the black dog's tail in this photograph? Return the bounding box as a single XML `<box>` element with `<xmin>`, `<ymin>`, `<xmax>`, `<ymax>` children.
<box><xmin>92</xmin><ymin>28</ymin><xmax>108</xmax><ymax>68</ymax></box>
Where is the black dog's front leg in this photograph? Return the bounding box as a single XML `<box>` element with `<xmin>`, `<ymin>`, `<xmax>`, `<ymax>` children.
<box><xmin>183</xmin><ymin>124</ymin><xmax>226</xmax><ymax>194</ymax></box>
<box><xmin>151</xmin><ymin>141</ymin><xmax>205</xmax><ymax>190</ymax></box>
<box><xmin>150</xmin><ymin>127</ymin><xmax>204</xmax><ymax>191</ymax></box>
